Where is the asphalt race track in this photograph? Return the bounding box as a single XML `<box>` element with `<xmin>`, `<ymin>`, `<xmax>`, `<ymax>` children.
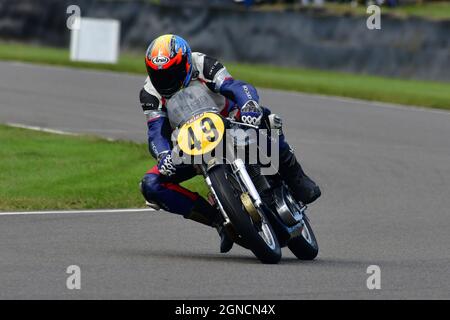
<box><xmin>0</xmin><ymin>61</ymin><xmax>449</xmax><ymax>299</ymax></box>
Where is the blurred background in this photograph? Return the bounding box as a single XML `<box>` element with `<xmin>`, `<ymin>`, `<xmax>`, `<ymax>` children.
<box><xmin>0</xmin><ymin>0</ymin><xmax>449</xmax><ymax>207</ymax></box>
<box><xmin>0</xmin><ymin>0</ymin><xmax>449</xmax><ymax>212</ymax></box>
<box><xmin>0</xmin><ymin>0</ymin><xmax>449</xmax><ymax>81</ymax></box>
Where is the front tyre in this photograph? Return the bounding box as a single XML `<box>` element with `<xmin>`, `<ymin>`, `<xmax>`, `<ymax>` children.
<box><xmin>208</xmin><ymin>165</ymin><xmax>281</xmax><ymax>264</ymax></box>
<box><xmin>288</xmin><ymin>215</ymin><xmax>319</xmax><ymax>260</ymax></box>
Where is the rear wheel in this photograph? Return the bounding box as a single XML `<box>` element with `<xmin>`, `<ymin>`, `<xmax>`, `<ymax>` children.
<box><xmin>288</xmin><ymin>215</ymin><xmax>319</xmax><ymax>260</ymax></box>
<box><xmin>208</xmin><ymin>165</ymin><xmax>281</xmax><ymax>264</ymax></box>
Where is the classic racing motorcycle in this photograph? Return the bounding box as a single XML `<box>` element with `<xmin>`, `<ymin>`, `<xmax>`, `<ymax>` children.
<box><xmin>167</xmin><ymin>85</ymin><xmax>319</xmax><ymax>264</ymax></box>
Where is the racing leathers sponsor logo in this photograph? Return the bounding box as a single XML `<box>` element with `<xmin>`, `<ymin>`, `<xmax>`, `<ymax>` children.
<box><xmin>243</xmin><ymin>85</ymin><xmax>253</xmax><ymax>100</ymax></box>
<box><xmin>208</xmin><ymin>61</ymin><xmax>221</xmax><ymax>78</ymax></box>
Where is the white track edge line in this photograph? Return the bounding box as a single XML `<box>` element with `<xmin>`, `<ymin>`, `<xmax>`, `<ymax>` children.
<box><xmin>6</xmin><ymin>122</ymin><xmax>80</xmax><ymax>136</ymax></box>
<box><xmin>6</xmin><ymin>123</ymin><xmax>118</xmax><ymax>141</ymax></box>
<box><xmin>0</xmin><ymin>208</ymin><xmax>155</xmax><ymax>216</ymax></box>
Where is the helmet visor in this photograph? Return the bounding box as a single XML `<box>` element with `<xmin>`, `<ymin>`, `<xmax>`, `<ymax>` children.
<box><xmin>147</xmin><ymin>59</ymin><xmax>187</xmax><ymax>97</ymax></box>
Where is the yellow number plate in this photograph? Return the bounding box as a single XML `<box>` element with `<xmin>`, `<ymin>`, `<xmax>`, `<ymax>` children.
<box><xmin>177</xmin><ymin>112</ymin><xmax>225</xmax><ymax>156</ymax></box>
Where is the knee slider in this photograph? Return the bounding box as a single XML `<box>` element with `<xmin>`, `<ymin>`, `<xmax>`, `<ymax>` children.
<box><xmin>140</xmin><ymin>174</ymin><xmax>162</xmax><ymax>200</ymax></box>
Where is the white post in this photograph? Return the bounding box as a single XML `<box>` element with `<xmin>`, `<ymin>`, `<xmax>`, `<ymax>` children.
<box><xmin>70</xmin><ymin>18</ymin><xmax>121</xmax><ymax>64</ymax></box>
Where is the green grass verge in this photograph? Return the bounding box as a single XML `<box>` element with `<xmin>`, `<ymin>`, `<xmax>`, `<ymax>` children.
<box><xmin>0</xmin><ymin>125</ymin><xmax>208</xmax><ymax>211</ymax></box>
<box><xmin>258</xmin><ymin>2</ymin><xmax>450</xmax><ymax>20</ymax></box>
<box><xmin>0</xmin><ymin>42</ymin><xmax>449</xmax><ymax>110</ymax></box>
<box><xmin>391</xmin><ymin>2</ymin><xmax>450</xmax><ymax>20</ymax></box>
<box><xmin>326</xmin><ymin>2</ymin><xmax>450</xmax><ymax>20</ymax></box>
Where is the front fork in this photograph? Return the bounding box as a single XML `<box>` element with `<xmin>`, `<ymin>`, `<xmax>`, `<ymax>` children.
<box><xmin>198</xmin><ymin>163</ymin><xmax>231</xmax><ymax>226</ymax></box>
<box><xmin>204</xmin><ymin>174</ymin><xmax>231</xmax><ymax>226</ymax></box>
<box><xmin>231</xmin><ymin>159</ymin><xmax>263</xmax><ymax>208</ymax></box>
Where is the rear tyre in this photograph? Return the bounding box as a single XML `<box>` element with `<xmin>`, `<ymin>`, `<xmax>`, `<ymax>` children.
<box><xmin>288</xmin><ymin>215</ymin><xmax>318</xmax><ymax>260</ymax></box>
<box><xmin>208</xmin><ymin>165</ymin><xmax>281</xmax><ymax>264</ymax></box>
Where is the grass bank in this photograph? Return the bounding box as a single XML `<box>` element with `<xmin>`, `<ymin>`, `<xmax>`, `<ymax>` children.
<box><xmin>258</xmin><ymin>2</ymin><xmax>450</xmax><ymax>20</ymax></box>
<box><xmin>0</xmin><ymin>125</ymin><xmax>207</xmax><ymax>211</ymax></box>
<box><xmin>0</xmin><ymin>42</ymin><xmax>449</xmax><ymax>110</ymax></box>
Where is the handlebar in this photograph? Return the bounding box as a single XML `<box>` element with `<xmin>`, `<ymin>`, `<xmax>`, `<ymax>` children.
<box><xmin>226</xmin><ymin>118</ymin><xmax>259</xmax><ymax>130</ymax></box>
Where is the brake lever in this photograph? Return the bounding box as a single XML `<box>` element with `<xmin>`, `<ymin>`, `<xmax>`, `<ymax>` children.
<box><xmin>226</xmin><ymin>118</ymin><xmax>260</xmax><ymax>130</ymax></box>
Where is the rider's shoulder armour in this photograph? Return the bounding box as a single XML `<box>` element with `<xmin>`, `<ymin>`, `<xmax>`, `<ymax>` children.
<box><xmin>140</xmin><ymin>77</ymin><xmax>166</xmax><ymax>120</ymax></box>
<box><xmin>191</xmin><ymin>52</ymin><xmax>231</xmax><ymax>92</ymax></box>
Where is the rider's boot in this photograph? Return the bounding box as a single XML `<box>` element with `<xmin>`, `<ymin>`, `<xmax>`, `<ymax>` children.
<box><xmin>278</xmin><ymin>147</ymin><xmax>321</xmax><ymax>205</ymax></box>
<box><xmin>185</xmin><ymin>197</ymin><xmax>234</xmax><ymax>253</ymax></box>
<box><xmin>266</xmin><ymin>113</ymin><xmax>320</xmax><ymax>205</ymax></box>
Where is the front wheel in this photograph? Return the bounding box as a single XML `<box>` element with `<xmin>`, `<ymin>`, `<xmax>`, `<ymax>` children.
<box><xmin>208</xmin><ymin>165</ymin><xmax>281</xmax><ymax>264</ymax></box>
<box><xmin>288</xmin><ymin>215</ymin><xmax>319</xmax><ymax>260</ymax></box>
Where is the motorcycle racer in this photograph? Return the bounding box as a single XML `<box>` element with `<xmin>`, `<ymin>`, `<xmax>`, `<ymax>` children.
<box><xmin>139</xmin><ymin>34</ymin><xmax>321</xmax><ymax>253</ymax></box>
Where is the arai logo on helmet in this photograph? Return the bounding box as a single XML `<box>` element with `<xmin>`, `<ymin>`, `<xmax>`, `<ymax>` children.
<box><xmin>151</xmin><ymin>55</ymin><xmax>169</xmax><ymax>66</ymax></box>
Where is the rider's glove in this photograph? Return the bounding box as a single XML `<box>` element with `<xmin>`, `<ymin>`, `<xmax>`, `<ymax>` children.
<box><xmin>240</xmin><ymin>100</ymin><xmax>263</xmax><ymax>126</ymax></box>
<box><xmin>157</xmin><ymin>151</ymin><xmax>176</xmax><ymax>177</ymax></box>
